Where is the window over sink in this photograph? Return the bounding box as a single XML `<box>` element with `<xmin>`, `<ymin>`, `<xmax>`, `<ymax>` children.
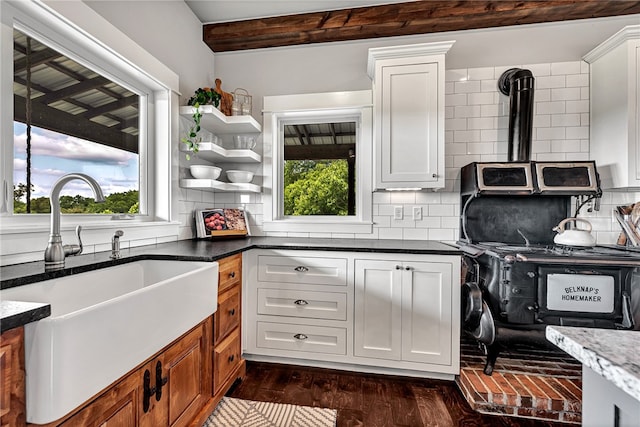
<box><xmin>262</xmin><ymin>91</ymin><xmax>373</xmax><ymax>234</ymax></box>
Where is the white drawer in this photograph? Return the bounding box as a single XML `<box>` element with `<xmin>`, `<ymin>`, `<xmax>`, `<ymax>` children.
<box><xmin>257</xmin><ymin>254</ymin><xmax>347</xmax><ymax>286</ymax></box>
<box><xmin>256</xmin><ymin>322</ymin><xmax>347</xmax><ymax>355</ymax></box>
<box><xmin>257</xmin><ymin>288</ymin><xmax>347</xmax><ymax>321</ymax></box>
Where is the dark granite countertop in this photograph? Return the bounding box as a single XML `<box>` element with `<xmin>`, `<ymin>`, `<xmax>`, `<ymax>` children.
<box><xmin>0</xmin><ymin>237</ymin><xmax>459</xmax><ymax>331</ymax></box>
<box><xmin>0</xmin><ymin>300</ymin><xmax>50</xmax><ymax>333</ymax></box>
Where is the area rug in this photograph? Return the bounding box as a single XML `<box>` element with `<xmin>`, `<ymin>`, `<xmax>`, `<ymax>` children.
<box><xmin>203</xmin><ymin>397</ymin><xmax>337</xmax><ymax>427</ymax></box>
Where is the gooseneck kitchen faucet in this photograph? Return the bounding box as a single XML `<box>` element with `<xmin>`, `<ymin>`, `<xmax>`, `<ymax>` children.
<box><xmin>44</xmin><ymin>173</ymin><xmax>105</xmax><ymax>271</ymax></box>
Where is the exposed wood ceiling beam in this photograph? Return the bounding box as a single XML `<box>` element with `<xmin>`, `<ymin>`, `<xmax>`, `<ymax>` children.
<box><xmin>203</xmin><ymin>0</ymin><xmax>640</xmax><ymax>52</ymax></box>
<box><xmin>13</xmin><ymin>49</ymin><xmax>61</xmax><ymax>72</ymax></box>
<box><xmin>285</xmin><ymin>143</ymin><xmax>355</xmax><ymax>160</ymax></box>
<box><xmin>14</xmin><ymin>95</ymin><xmax>138</xmax><ymax>154</ymax></box>
<box><xmin>82</xmin><ymin>96</ymin><xmax>138</xmax><ymax>120</ymax></box>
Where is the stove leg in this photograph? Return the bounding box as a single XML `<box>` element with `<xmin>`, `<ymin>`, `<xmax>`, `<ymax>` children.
<box><xmin>482</xmin><ymin>345</ymin><xmax>500</xmax><ymax>376</ymax></box>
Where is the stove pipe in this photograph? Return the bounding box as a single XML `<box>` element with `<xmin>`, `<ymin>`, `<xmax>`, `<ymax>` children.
<box><xmin>498</xmin><ymin>68</ymin><xmax>535</xmax><ymax>162</ymax></box>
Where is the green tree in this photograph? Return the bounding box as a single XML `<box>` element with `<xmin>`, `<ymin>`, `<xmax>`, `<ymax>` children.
<box><xmin>13</xmin><ymin>182</ymin><xmax>139</xmax><ymax>215</ymax></box>
<box><xmin>284</xmin><ymin>160</ymin><xmax>348</xmax><ymax>215</ymax></box>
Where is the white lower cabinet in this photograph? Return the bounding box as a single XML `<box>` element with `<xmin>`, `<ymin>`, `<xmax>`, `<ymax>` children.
<box><xmin>244</xmin><ymin>249</ymin><xmax>460</xmax><ymax>377</ymax></box>
<box><xmin>354</xmin><ymin>258</ymin><xmax>453</xmax><ymax>366</ymax></box>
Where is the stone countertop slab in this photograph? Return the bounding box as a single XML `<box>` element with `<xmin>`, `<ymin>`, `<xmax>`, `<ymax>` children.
<box><xmin>0</xmin><ymin>237</ymin><xmax>459</xmax><ymax>330</ymax></box>
<box><xmin>546</xmin><ymin>325</ymin><xmax>640</xmax><ymax>402</ymax></box>
<box><xmin>0</xmin><ymin>300</ymin><xmax>50</xmax><ymax>333</ymax></box>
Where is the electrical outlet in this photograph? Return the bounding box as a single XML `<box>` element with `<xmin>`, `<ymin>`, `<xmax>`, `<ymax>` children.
<box><xmin>413</xmin><ymin>206</ymin><xmax>422</xmax><ymax>221</ymax></box>
<box><xmin>394</xmin><ymin>206</ymin><xmax>403</xmax><ymax>220</ymax></box>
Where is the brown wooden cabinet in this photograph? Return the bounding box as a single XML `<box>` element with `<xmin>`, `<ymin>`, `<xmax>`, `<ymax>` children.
<box><xmin>40</xmin><ymin>319</ymin><xmax>212</xmax><ymax>427</ymax></box>
<box><xmin>1</xmin><ymin>327</ymin><xmax>26</xmax><ymax>427</ymax></box>
<box><xmin>213</xmin><ymin>254</ymin><xmax>245</xmax><ymax>397</ymax></box>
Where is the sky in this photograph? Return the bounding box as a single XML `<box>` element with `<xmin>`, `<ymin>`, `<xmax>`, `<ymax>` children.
<box><xmin>13</xmin><ymin>122</ymin><xmax>139</xmax><ymax>200</ymax></box>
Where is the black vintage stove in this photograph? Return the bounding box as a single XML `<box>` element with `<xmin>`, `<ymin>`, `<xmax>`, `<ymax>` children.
<box><xmin>458</xmin><ymin>161</ymin><xmax>639</xmax><ymax>375</ymax></box>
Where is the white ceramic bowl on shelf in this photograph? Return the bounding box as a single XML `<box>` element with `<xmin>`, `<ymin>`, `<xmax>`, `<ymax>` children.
<box><xmin>226</xmin><ymin>170</ymin><xmax>254</xmax><ymax>183</ymax></box>
<box><xmin>189</xmin><ymin>165</ymin><xmax>221</xmax><ymax>180</ymax></box>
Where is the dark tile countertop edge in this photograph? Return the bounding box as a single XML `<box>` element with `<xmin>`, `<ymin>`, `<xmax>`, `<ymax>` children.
<box><xmin>1</xmin><ymin>237</ymin><xmax>460</xmax><ymax>331</ymax></box>
<box><xmin>1</xmin><ymin>301</ymin><xmax>51</xmax><ymax>333</ymax></box>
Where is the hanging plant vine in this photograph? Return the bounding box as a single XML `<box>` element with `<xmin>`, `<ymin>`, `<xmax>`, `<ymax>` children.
<box><xmin>182</xmin><ymin>87</ymin><xmax>221</xmax><ymax>160</ymax></box>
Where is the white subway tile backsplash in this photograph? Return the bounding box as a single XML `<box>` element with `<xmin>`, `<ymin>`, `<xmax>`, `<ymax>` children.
<box><xmin>566</xmin><ymin>126</ymin><xmax>589</xmax><ymax>139</ymax></box>
<box><xmin>566</xmin><ymin>74</ymin><xmax>589</xmax><ymax>87</ymax></box>
<box><xmin>551</xmin><ymin>61</ymin><xmax>582</xmax><ymax>75</ymax></box>
<box><xmin>467</xmin><ymin>67</ymin><xmax>495</xmax><ymax>80</ymax></box>
<box><xmin>446</xmin><ymin>68</ymin><xmax>469</xmax><ymax>82</ymax></box>
<box><xmin>169</xmin><ymin>60</ymin><xmax>624</xmax><ymax>248</ymax></box>
<box><xmin>468</xmin><ymin>92</ymin><xmax>495</xmax><ymax>105</ymax></box>
<box><xmin>551</xmin><ymin>87</ymin><xmax>581</xmax><ymax>101</ymax></box>
<box><xmin>536</xmin><ymin>75</ymin><xmax>566</xmax><ymax>89</ymax></box>
<box><xmin>537</xmin><ymin>101</ymin><xmax>565</xmax><ymax>115</ymax></box>
<box><xmin>551</xmin><ymin>113</ymin><xmax>581</xmax><ymax>127</ymax></box>
<box><xmin>455</xmin><ymin>80</ymin><xmax>481</xmax><ymax>93</ymax></box>
<box><xmin>566</xmin><ymin>100</ymin><xmax>589</xmax><ymax>113</ymax></box>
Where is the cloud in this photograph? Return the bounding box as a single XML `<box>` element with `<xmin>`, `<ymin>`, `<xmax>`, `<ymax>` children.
<box><xmin>14</xmin><ymin>127</ymin><xmax>136</xmax><ymax>165</ymax></box>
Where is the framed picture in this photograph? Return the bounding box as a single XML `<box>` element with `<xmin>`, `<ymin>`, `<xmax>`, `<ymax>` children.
<box><xmin>194</xmin><ymin>208</ymin><xmax>250</xmax><ymax>238</ymax></box>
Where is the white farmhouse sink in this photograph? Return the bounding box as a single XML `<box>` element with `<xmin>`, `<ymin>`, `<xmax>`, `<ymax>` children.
<box><xmin>0</xmin><ymin>259</ymin><xmax>218</xmax><ymax>424</ymax></box>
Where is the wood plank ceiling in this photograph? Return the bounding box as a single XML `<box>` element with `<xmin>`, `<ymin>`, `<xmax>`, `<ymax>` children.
<box><xmin>203</xmin><ymin>0</ymin><xmax>640</xmax><ymax>52</ymax></box>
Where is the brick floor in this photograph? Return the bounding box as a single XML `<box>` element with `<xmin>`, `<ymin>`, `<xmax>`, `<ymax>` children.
<box><xmin>456</xmin><ymin>337</ymin><xmax>582</xmax><ymax>424</ymax></box>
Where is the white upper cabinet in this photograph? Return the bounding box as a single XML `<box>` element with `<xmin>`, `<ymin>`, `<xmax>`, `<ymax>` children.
<box><xmin>367</xmin><ymin>41</ymin><xmax>454</xmax><ymax>190</ymax></box>
<box><xmin>584</xmin><ymin>25</ymin><xmax>640</xmax><ymax>189</ymax></box>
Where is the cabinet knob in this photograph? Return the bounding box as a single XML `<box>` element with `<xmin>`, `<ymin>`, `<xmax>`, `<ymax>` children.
<box><xmin>229</xmin><ymin>271</ymin><xmax>236</xmax><ymax>278</ymax></box>
<box><xmin>294</xmin><ymin>299</ymin><xmax>309</xmax><ymax>305</ymax></box>
<box><xmin>229</xmin><ymin>308</ymin><xmax>236</xmax><ymax>316</ymax></box>
<box><xmin>228</xmin><ymin>354</ymin><xmax>235</xmax><ymax>363</ymax></box>
<box><xmin>294</xmin><ymin>266</ymin><xmax>309</xmax><ymax>272</ymax></box>
<box><xmin>405</xmin><ymin>266</ymin><xmax>412</xmax><ymax>271</ymax></box>
<box><xmin>395</xmin><ymin>265</ymin><xmax>402</xmax><ymax>270</ymax></box>
<box><xmin>432</xmin><ymin>173</ymin><xmax>438</xmax><ymax>178</ymax></box>
<box><xmin>293</xmin><ymin>333</ymin><xmax>308</xmax><ymax>340</ymax></box>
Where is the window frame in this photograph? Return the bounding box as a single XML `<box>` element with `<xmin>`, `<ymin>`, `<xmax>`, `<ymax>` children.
<box><xmin>262</xmin><ymin>91</ymin><xmax>373</xmax><ymax>234</ymax></box>
<box><xmin>0</xmin><ymin>1</ymin><xmax>178</xmax><ymax>236</ymax></box>
<box><xmin>0</xmin><ymin>2</ymin><xmax>177</xmax><ymax>231</ymax></box>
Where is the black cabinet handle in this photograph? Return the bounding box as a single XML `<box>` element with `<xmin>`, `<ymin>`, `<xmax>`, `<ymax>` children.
<box><xmin>155</xmin><ymin>360</ymin><xmax>167</xmax><ymax>402</ymax></box>
<box><xmin>229</xmin><ymin>308</ymin><xmax>236</xmax><ymax>316</ymax></box>
<box><xmin>293</xmin><ymin>333</ymin><xmax>308</xmax><ymax>340</ymax></box>
<box><xmin>142</xmin><ymin>360</ymin><xmax>168</xmax><ymax>412</ymax></box>
<box><xmin>229</xmin><ymin>271</ymin><xmax>236</xmax><ymax>278</ymax></box>
<box><xmin>395</xmin><ymin>265</ymin><xmax>402</xmax><ymax>270</ymax></box>
<box><xmin>294</xmin><ymin>266</ymin><xmax>309</xmax><ymax>272</ymax></box>
<box><xmin>405</xmin><ymin>266</ymin><xmax>412</xmax><ymax>271</ymax></box>
<box><xmin>228</xmin><ymin>354</ymin><xmax>235</xmax><ymax>363</ymax></box>
<box><xmin>294</xmin><ymin>299</ymin><xmax>309</xmax><ymax>305</ymax></box>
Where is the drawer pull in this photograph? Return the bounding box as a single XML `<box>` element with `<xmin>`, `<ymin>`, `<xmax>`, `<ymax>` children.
<box><xmin>395</xmin><ymin>265</ymin><xmax>402</xmax><ymax>270</ymax></box>
<box><xmin>294</xmin><ymin>299</ymin><xmax>309</xmax><ymax>306</ymax></box>
<box><xmin>229</xmin><ymin>308</ymin><xmax>236</xmax><ymax>316</ymax></box>
<box><xmin>229</xmin><ymin>271</ymin><xmax>236</xmax><ymax>278</ymax></box>
<box><xmin>293</xmin><ymin>333</ymin><xmax>308</xmax><ymax>340</ymax></box>
<box><xmin>228</xmin><ymin>354</ymin><xmax>235</xmax><ymax>363</ymax></box>
<box><xmin>405</xmin><ymin>266</ymin><xmax>412</xmax><ymax>271</ymax></box>
<box><xmin>294</xmin><ymin>266</ymin><xmax>309</xmax><ymax>272</ymax></box>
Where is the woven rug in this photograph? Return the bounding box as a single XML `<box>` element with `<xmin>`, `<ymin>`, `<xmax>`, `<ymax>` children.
<box><xmin>203</xmin><ymin>397</ymin><xmax>337</xmax><ymax>427</ymax></box>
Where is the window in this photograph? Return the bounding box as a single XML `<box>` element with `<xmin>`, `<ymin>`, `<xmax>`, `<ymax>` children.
<box><xmin>0</xmin><ymin>0</ymin><xmax>178</xmax><ymax>249</ymax></box>
<box><xmin>263</xmin><ymin>91</ymin><xmax>373</xmax><ymax>234</ymax></box>
<box><xmin>12</xmin><ymin>28</ymin><xmax>140</xmax><ymax>215</ymax></box>
<box><xmin>283</xmin><ymin>121</ymin><xmax>356</xmax><ymax>216</ymax></box>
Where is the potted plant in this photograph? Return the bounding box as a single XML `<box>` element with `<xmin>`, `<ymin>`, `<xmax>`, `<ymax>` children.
<box><xmin>182</xmin><ymin>87</ymin><xmax>221</xmax><ymax>160</ymax></box>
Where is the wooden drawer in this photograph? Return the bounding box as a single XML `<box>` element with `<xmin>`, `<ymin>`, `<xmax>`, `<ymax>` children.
<box><xmin>257</xmin><ymin>254</ymin><xmax>347</xmax><ymax>286</ymax></box>
<box><xmin>213</xmin><ymin>329</ymin><xmax>241</xmax><ymax>394</ymax></box>
<box><xmin>218</xmin><ymin>254</ymin><xmax>242</xmax><ymax>294</ymax></box>
<box><xmin>256</xmin><ymin>322</ymin><xmax>346</xmax><ymax>355</ymax></box>
<box><xmin>257</xmin><ymin>288</ymin><xmax>347</xmax><ymax>321</ymax></box>
<box><xmin>215</xmin><ymin>283</ymin><xmax>240</xmax><ymax>344</ymax></box>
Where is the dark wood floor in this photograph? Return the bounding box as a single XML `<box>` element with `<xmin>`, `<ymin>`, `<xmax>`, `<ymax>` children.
<box><xmin>227</xmin><ymin>361</ymin><xmax>568</xmax><ymax>427</ymax></box>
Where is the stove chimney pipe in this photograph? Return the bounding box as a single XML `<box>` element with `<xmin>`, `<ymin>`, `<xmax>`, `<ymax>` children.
<box><xmin>498</xmin><ymin>68</ymin><xmax>535</xmax><ymax>162</ymax></box>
